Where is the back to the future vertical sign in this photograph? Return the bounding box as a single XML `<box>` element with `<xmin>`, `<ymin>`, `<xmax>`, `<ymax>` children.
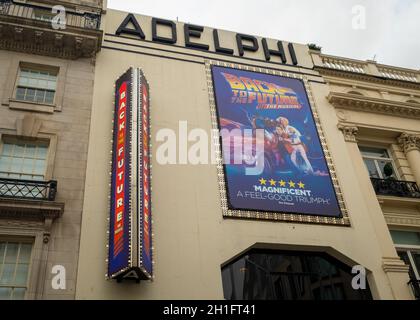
<box><xmin>107</xmin><ymin>67</ymin><xmax>153</xmax><ymax>282</ymax></box>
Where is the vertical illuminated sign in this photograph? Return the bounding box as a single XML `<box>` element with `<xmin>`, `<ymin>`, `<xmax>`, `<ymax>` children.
<box><xmin>108</xmin><ymin>68</ymin><xmax>153</xmax><ymax>282</ymax></box>
<box><xmin>138</xmin><ymin>71</ymin><xmax>152</xmax><ymax>278</ymax></box>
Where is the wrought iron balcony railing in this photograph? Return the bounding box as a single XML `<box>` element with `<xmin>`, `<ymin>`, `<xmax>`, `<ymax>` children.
<box><xmin>370</xmin><ymin>178</ymin><xmax>420</xmax><ymax>199</ymax></box>
<box><xmin>408</xmin><ymin>279</ymin><xmax>420</xmax><ymax>300</ymax></box>
<box><xmin>0</xmin><ymin>0</ymin><xmax>101</xmax><ymax>30</ymax></box>
<box><xmin>0</xmin><ymin>178</ymin><xmax>57</xmax><ymax>201</ymax></box>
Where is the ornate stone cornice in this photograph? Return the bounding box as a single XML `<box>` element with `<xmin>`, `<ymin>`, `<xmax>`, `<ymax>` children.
<box><xmin>328</xmin><ymin>92</ymin><xmax>420</xmax><ymax>119</ymax></box>
<box><xmin>0</xmin><ymin>200</ymin><xmax>63</xmax><ymax>243</ymax></box>
<box><xmin>385</xmin><ymin>214</ymin><xmax>420</xmax><ymax>228</ymax></box>
<box><xmin>338</xmin><ymin>123</ymin><xmax>358</xmax><ymax>143</ymax></box>
<box><xmin>398</xmin><ymin>133</ymin><xmax>420</xmax><ymax>153</ymax></box>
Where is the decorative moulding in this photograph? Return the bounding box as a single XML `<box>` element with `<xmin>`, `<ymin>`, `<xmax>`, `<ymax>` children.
<box><xmin>318</xmin><ymin>67</ymin><xmax>420</xmax><ymax>90</ymax></box>
<box><xmin>328</xmin><ymin>92</ymin><xmax>420</xmax><ymax>119</ymax></box>
<box><xmin>0</xmin><ymin>198</ymin><xmax>64</xmax><ymax>222</ymax></box>
<box><xmin>384</xmin><ymin>214</ymin><xmax>420</xmax><ymax>228</ymax></box>
<box><xmin>397</xmin><ymin>132</ymin><xmax>420</xmax><ymax>153</ymax></box>
<box><xmin>382</xmin><ymin>257</ymin><xmax>410</xmax><ymax>274</ymax></box>
<box><xmin>337</xmin><ymin>123</ymin><xmax>359</xmax><ymax>143</ymax></box>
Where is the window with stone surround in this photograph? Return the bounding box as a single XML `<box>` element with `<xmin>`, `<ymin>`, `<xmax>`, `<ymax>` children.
<box><xmin>15</xmin><ymin>66</ymin><xmax>58</xmax><ymax>105</ymax></box>
<box><xmin>391</xmin><ymin>230</ymin><xmax>420</xmax><ymax>299</ymax></box>
<box><xmin>3</xmin><ymin>57</ymin><xmax>68</xmax><ymax>113</ymax></box>
<box><xmin>0</xmin><ymin>240</ymin><xmax>33</xmax><ymax>300</ymax></box>
<box><xmin>0</xmin><ymin>137</ymin><xmax>49</xmax><ymax>181</ymax></box>
<box><xmin>359</xmin><ymin>146</ymin><xmax>399</xmax><ymax>179</ymax></box>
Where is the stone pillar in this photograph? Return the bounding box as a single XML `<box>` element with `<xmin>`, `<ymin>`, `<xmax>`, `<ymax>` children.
<box><xmin>398</xmin><ymin>133</ymin><xmax>420</xmax><ymax>185</ymax></box>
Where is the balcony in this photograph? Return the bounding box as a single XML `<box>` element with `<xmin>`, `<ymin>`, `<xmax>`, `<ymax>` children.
<box><xmin>0</xmin><ymin>178</ymin><xmax>64</xmax><ymax>221</ymax></box>
<box><xmin>371</xmin><ymin>178</ymin><xmax>420</xmax><ymax>199</ymax></box>
<box><xmin>0</xmin><ymin>0</ymin><xmax>103</xmax><ymax>59</ymax></box>
<box><xmin>0</xmin><ymin>178</ymin><xmax>57</xmax><ymax>201</ymax></box>
<box><xmin>311</xmin><ymin>51</ymin><xmax>420</xmax><ymax>85</ymax></box>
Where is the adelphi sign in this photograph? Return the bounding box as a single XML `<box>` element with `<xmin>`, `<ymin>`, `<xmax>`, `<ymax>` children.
<box><xmin>115</xmin><ymin>14</ymin><xmax>302</xmax><ymax>66</ymax></box>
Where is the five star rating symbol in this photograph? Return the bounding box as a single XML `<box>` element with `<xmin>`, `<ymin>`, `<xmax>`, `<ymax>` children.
<box><xmin>259</xmin><ymin>178</ymin><xmax>306</xmax><ymax>189</ymax></box>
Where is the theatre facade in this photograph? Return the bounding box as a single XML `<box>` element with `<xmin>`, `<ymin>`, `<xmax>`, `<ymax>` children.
<box><xmin>72</xmin><ymin>7</ymin><xmax>420</xmax><ymax>300</ymax></box>
<box><xmin>1</xmin><ymin>1</ymin><xmax>419</xmax><ymax>300</ymax></box>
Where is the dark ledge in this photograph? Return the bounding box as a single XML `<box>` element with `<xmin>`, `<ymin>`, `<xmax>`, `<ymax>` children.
<box><xmin>0</xmin><ymin>198</ymin><xmax>64</xmax><ymax>221</ymax></box>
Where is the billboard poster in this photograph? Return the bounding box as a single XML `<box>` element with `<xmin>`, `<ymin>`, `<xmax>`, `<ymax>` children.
<box><xmin>108</xmin><ymin>68</ymin><xmax>153</xmax><ymax>281</ymax></box>
<box><xmin>211</xmin><ymin>65</ymin><xmax>342</xmax><ymax>218</ymax></box>
<box><xmin>108</xmin><ymin>69</ymin><xmax>132</xmax><ymax>277</ymax></box>
<box><xmin>138</xmin><ymin>71</ymin><xmax>153</xmax><ymax>278</ymax></box>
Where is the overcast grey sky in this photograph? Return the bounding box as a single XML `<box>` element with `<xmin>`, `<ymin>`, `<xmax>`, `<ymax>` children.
<box><xmin>108</xmin><ymin>0</ymin><xmax>420</xmax><ymax>70</ymax></box>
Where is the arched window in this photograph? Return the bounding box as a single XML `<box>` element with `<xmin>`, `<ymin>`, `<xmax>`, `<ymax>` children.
<box><xmin>221</xmin><ymin>249</ymin><xmax>373</xmax><ymax>300</ymax></box>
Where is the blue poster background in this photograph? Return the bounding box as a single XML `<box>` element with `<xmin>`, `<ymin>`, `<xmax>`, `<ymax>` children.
<box><xmin>212</xmin><ymin>66</ymin><xmax>342</xmax><ymax>217</ymax></box>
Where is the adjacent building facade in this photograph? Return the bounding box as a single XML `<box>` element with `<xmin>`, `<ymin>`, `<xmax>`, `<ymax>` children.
<box><xmin>0</xmin><ymin>0</ymin><xmax>103</xmax><ymax>299</ymax></box>
<box><xmin>311</xmin><ymin>51</ymin><xmax>420</xmax><ymax>300</ymax></box>
<box><xmin>0</xmin><ymin>2</ymin><xmax>419</xmax><ymax>300</ymax></box>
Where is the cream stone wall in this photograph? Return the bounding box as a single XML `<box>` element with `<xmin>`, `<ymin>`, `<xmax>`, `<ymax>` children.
<box><xmin>75</xmin><ymin>10</ymin><xmax>414</xmax><ymax>300</ymax></box>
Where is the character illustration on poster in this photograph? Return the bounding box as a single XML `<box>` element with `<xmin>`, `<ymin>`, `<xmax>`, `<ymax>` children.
<box><xmin>212</xmin><ymin>66</ymin><xmax>342</xmax><ymax>218</ymax></box>
<box><xmin>250</xmin><ymin>114</ymin><xmax>316</xmax><ymax>175</ymax></box>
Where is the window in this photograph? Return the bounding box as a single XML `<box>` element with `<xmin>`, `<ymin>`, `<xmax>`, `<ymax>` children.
<box><xmin>15</xmin><ymin>67</ymin><xmax>57</xmax><ymax>105</ymax></box>
<box><xmin>0</xmin><ymin>241</ymin><xmax>33</xmax><ymax>300</ymax></box>
<box><xmin>390</xmin><ymin>230</ymin><xmax>420</xmax><ymax>299</ymax></box>
<box><xmin>0</xmin><ymin>137</ymin><xmax>49</xmax><ymax>181</ymax></box>
<box><xmin>391</xmin><ymin>230</ymin><xmax>420</xmax><ymax>280</ymax></box>
<box><xmin>359</xmin><ymin>146</ymin><xmax>398</xmax><ymax>179</ymax></box>
<box><xmin>222</xmin><ymin>249</ymin><xmax>372</xmax><ymax>300</ymax></box>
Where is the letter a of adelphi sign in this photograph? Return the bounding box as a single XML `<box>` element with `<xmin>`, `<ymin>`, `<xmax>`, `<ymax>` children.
<box><xmin>107</xmin><ymin>67</ymin><xmax>153</xmax><ymax>282</ymax></box>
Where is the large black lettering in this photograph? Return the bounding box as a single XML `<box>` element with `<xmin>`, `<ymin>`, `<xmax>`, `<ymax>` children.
<box><xmin>288</xmin><ymin>43</ymin><xmax>298</xmax><ymax>65</ymax></box>
<box><xmin>116</xmin><ymin>13</ymin><xmax>145</xmax><ymax>39</ymax></box>
<box><xmin>184</xmin><ymin>24</ymin><xmax>209</xmax><ymax>51</ymax></box>
<box><xmin>213</xmin><ymin>29</ymin><xmax>234</xmax><ymax>55</ymax></box>
<box><xmin>262</xmin><ymin>39</ymin><xmax>287</xmax><ymax>64</ymax></box>
<box><xmin>236</xmin><ymin>34</ymin><xmax>259</xmax><ymax>57</ymax></box>
<box><xmin>152</xmin><ymin>18</ymin><xmax>177</xmax><ymax>44</ymax></box>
